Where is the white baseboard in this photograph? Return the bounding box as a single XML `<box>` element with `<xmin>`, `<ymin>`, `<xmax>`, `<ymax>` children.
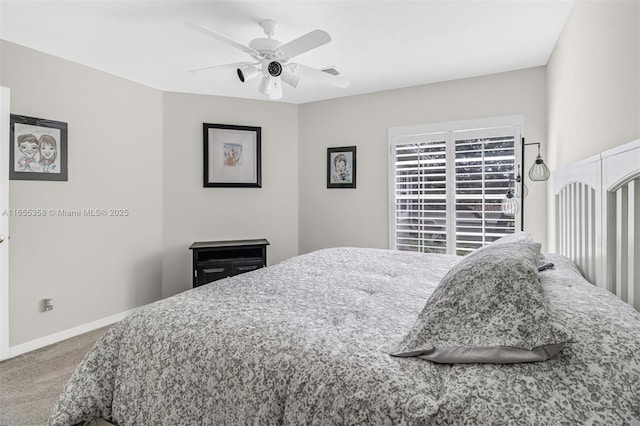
<box><xmin>5</xmin><ymin>309</ymin><xmax>135</xmax><ymax>360</ymax></box>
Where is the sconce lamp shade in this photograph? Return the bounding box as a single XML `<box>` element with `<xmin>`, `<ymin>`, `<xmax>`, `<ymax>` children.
<box><xmin>529</xmin><ymin>155</ymin><xmax>551</xmax><ymax>181</ymax></box>
<box><xmin>501</xmin><ymin>180</ymin><xmax>519</xmax><ymax>216</ymax></box>
<box><xmin>502</xmin><ymin>189</ymin><xmax>519</xmax><ymax>216</ymax></box>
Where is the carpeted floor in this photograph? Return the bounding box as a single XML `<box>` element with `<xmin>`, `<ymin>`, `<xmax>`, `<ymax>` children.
<box><xmin>0</xmin><ymin>326</ymin><xmax>111</xmax><ymax>426</ymax></box>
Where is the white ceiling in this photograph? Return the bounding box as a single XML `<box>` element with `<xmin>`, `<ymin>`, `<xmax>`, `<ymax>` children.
<box><xmin>0</xmin><ymin>0</ymin><xmax>574</xmax><ymax>104</ymax></box>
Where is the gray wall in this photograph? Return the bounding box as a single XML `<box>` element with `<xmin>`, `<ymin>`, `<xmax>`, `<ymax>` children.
<box><xmin>1</xmin><ymin>41</ymin><xmax>163</xmax><ymax>345</ymax></box>
<box><xmin>546</xmin><ymin>0</ymin><xmax>640</xmax><ymax>247</ymax></box>
<box><xmin>298</xmin><ymin>67</ymin><xmax>549</xmax><ymax>253</ymax></box>
<box><xmin>161</xmin><ymin>92</ymin><xmax>299</xmax><ymax>297</ymax></box>
<box><xmin>547</xmin><ymin>0</ymin><xmax>639</xmax><ymax>168</ymax></box>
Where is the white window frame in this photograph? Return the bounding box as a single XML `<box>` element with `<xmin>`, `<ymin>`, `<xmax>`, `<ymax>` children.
<box><xmin>388</xmin><ymin>115</ymin><xmax>524</xmax><ymax>253</ymax></box>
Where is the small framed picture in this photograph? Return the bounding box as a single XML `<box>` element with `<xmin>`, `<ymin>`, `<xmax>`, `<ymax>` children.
<box><xmin>327</xmin><ymin>146</ymin><xmax>356</xmax><ymax>188</ymax></box>
<box><xmin>10</xmin><ymin>114</ymin><xmax>68</xmax><ymax>181</ymax></box>
<box><xmin>203</xmin><ymin>123</ymin><xmax>261</xmax><ymax>188</ymax></box>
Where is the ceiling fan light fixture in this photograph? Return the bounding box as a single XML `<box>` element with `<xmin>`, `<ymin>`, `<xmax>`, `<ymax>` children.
<box><xmin>268</xmin><ymin>77</ymin><xmax>283</xmax><ymax>100</ymax></box>
<box><xmin>258</xmin><ymin>75</ymin><xmax>272</xmax><ymax>95</ymax></box>
<box><xmin>236</xmin><ymin>65</ymin><xmax>258</xmax><ymax>83</ymax></box>
<box><xmin>281</xmin><ymin>70</ymin><xmax>300</xmax><ymax>88</ymax></box>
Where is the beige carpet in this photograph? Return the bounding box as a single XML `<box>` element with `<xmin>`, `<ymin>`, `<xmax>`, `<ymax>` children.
<box><xmin>0</xmin><ymin>326</ymin><xmax>111</xmax><ymax>426</ymax></box>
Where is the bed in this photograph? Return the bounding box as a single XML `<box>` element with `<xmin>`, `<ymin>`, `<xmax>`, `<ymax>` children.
<box><xmin>553</xmin><ymin>138</ymin><xmax>640</xmax><ymax>310</ymax></box>
<box><xmin>49</xmin><ymin>140</ymin><xmax>640</xmax><ymax>426</ymax></box>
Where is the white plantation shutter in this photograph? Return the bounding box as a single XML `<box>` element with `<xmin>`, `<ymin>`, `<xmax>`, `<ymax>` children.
<box><xmin>389</xmin><ymin>120</ymin><xmax>521</xmax><ymax>256</ymax></box>
<box><xmin>452</xmin><ymin>128</ymin><xmax>518</xmax><ymax>255</ymax></box>
<box><xmin>393</xmin><ymin>133</ymin><xmax>448</xmax><ymax>254</ymax></box>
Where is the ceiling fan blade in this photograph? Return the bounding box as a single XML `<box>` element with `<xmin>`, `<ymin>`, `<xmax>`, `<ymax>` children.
<box><xmin>278</xmin><ymin>30</ymin><xmax>331</xmax><ymax>59</ymax></box>
<box><xmin>186</xmin><ymin>22</ymin><xmax>260</xmax><ymax>57</ymax></box>
<box><xmin>189</xmin><ymin>62</ymin><xmax>249</xmax><ymax>74</ymax></box>
<box><xmin>295</xmin><ymin>64</ymin><xmax>350</xmax><ymax>88</ymax></box>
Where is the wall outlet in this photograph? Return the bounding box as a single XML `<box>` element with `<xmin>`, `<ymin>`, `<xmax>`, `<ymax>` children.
<box><xmin>43</xmin><ymin>298</ymin><xmax>53</xmax><ymax>312</ymax></box>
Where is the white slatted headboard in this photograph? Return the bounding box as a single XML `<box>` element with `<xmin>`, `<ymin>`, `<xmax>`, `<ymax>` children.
<box><xmin>553</xmin><ymin>139</ymin><xmax>640</xmax><ymax>311</ymax></box>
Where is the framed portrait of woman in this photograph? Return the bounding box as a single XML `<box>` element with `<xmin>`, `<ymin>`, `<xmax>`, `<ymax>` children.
<box><xmin>327</xmin><ymin>146</ymin><xmax>356</xmax><ymax>189</ymax></box>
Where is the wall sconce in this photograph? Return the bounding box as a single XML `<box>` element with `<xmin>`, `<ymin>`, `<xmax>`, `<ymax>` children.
<box><xmin>524</xmin><ymin>142</ymin><xmax>550</xmax><ymax>181</ymax></box>
<box><xmin>501</xmin><ymin>180</ymin><xmax>519</xmax><ymax>216</ymax></box>
<box><xmin>514</xmin><ymin>164</ymin><xmax>528</xmax><ymax>198</ymax></box>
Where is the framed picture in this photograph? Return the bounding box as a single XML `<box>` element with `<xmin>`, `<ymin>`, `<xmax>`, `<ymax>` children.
<box><xmin>203</xmin><ymin>123</ymin><xmax>261</xmax><ymax>188</ymax></box>
<box><xmin>327</xmin><ymin>146</ymin><xmax>356</xmax><ymax>188</ymax></box>
<box><xmin>10</xmin><ymin>114</ymin><xmax>68</xmax><ymax>181</ymax></box>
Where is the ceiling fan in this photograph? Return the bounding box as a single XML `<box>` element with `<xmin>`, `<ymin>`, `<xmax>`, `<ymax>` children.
<box><xmin>187</xmin><ymin>19</ymin><xmax>350</xmax><ymax>100</ymax></box>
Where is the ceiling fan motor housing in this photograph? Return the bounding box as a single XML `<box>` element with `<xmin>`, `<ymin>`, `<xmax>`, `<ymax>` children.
<box><xmin>249</xmin><ymin>38</ymin><xmax>282</xmax><ymax>53</ymax></box>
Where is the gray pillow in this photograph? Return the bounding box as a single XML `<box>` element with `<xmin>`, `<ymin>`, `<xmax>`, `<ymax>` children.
<box><xmin>488</xmin><ymin>232</ymin><xmax>553</xmax><ymax>271</ymax></box>
<box><xmin>392</xmin><ymin>233</ymin><xmax>573</xmax><ymax>363</ymax></box>
<box><xmin>488</xmin><ymin>231</ymin><xmax>541</xmax><ymax>251</ymax></box>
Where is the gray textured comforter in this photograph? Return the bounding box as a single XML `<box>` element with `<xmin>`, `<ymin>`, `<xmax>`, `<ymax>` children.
<box><xmin>50</xmin><ymin>248</ymin><xmax>640</xmax><ymax>425</ymax></box>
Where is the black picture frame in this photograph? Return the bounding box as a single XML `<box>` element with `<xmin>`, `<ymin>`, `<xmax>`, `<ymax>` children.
<box><xmin>327</xmin><ymin>146</ymin><xmax>356</xmax><ymax>188</ymax></box>
<box><xmin>10</xmin><ymin>114</ymin><xmax>68</xmax><ymax>181</ymax></box>
<box><xmin>203</xmin><ymin>123</ymin><xmax>261</xmax><ymax>188</ymax></box>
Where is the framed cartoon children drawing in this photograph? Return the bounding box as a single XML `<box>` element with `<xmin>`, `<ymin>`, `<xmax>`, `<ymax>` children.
<box><xmin>203</xmin><ymin>123</ymin><xmax>261</xmax><ymax>188</ymax></box>
<box><xmin>327</xmin><ymin>146</ymin><xmax>356</xmax><ymax>188</ymax></box>
<box><xmin>10</xmin><ymin>115</ymin><xmax>68</xmax><ymax>181</ymax></box>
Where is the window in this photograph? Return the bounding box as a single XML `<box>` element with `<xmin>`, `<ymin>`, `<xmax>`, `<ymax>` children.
<box><xmin>389</xmin><ymin>118</ymin><xmax>522</xmax><ymax>256</ymax></box>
